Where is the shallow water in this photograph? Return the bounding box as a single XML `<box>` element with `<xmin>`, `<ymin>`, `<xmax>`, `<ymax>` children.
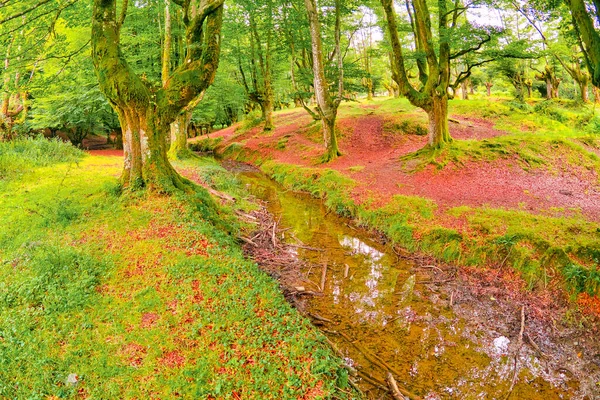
<box><xmin>236</xmin><ymin>169</ymin><xmax>579</xmax><ymax>400</ymax></box>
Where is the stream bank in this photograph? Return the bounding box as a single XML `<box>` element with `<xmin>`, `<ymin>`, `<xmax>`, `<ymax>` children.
<box><xmin>219</xmin><ymin>159</ymin><xmax>600</xmax><ymax>400</ymax></box>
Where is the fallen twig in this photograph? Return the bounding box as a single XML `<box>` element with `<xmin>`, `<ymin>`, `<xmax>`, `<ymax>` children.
<box><xmin>320</xmin><ymin>262</ymin><xmax>328</xmax><ymax>291</ymax></box>
<box><xmin>386</xmin><ymin>372</ymin><xmax>419</xmax><ymax>400</ymax></box>
<box><xmin>239</xmin><ymin>236</ymin><xmax>258</xmax><ymax>246</ymax></box>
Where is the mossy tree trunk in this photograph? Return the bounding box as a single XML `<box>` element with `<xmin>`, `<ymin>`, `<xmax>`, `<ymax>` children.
<box><xmin>566</xmin><ymin>0</ymin><xmax>600</xmax><ymax>87</ymax></box>
<box><xmin>92</xmin><ymin>0</ymin><xmax>223</xmax><ymax>192</ymax></box>
<box><xmin>304</xmin><ymin>0</ymin><xmax>343</xmax><ymax>162</ymax></box>
<box><xmin>169</xmin><ymin>93</ymin><xmax>204</xmax><ymax>159</ymax></box>
<box><xmin>428</xmin><ymin>95</ymin><xmax>450</xmax><ymax>148</ymax></box>
<box><xmin>382</xmin><ymin>0</ymin><xmax>456</xmax><ymax>148</ymax></box>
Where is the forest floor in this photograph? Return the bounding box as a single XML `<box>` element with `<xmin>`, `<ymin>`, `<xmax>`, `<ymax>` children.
<box><xmin>187</xmin><ymin>96</ymin><xmax>600</xmax><ymax>397</ymax></box>
<box><xmin>196</xmin><ymin>97</ymin><xmax>600</xmax><ymax>319</ymax></box>
<box><xmin>0</xmin><ymin>141</ymin><xmax>352</xmax><ymax>399</ymax></box>
<box><xmin>201</xmin><ymin>97</ymin><xmax>600</xmax><ymax>222</ymax></box>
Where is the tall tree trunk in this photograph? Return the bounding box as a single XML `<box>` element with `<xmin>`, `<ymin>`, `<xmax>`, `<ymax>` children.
<box><xmin>366</xmin><ymin>78</ymin><xmax>374</xmax><ymax>100</ymax></box>
<box><xmin>580</xmin><ymin>82</ymin><xmax>590</xmax><ymax>102</ymax></box>
<box><xmin>566</xmin><ymin>0</ymin><xmax>600</xmax><ymax>87</ymax></box>
<box><xmin>461</xmin><ymin>80</ymin><xmax>469</xmax><ymax>99</ymax></box>
<box><xmin>428</xmin><ymin>95</ymin><xmax>450</xmax><ymax>148</ymax></box>
<box><xmin>304</xmin><ymin>0</ymin><xmax>342</xmax><ymax>162</ymax></box>
<box><xmin>381</xmin><ymin>0</ymin><xmax>453</xmax><ymax>149</ymax></box>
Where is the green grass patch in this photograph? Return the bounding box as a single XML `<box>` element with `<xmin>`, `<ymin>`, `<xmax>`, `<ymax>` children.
<box><xmin>0</xmin><ymin>136</ymin><xmax>84</xmax><ymax>180</ymax></box>
<box><xmin>189</xmin><ymin>136</ymin><xmax>223</xmax><ymax>152</ymax></box>
<box><xmin>0</xmin><ymin>150</ymin><xmax>351</xmax><ymax>398</ymax></box>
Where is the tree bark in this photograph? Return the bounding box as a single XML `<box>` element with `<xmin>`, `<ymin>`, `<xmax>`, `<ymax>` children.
<box><xmin>580</xmin><ymin>81</ymin><xmax>590</xmax><ymax>102</ymax></box>
<box><xmin>169</xmin><ymin>111</ymin><xmax>193</xmax><ymax>159</ymax></box>
<box><xmin>428</xmin><ymin>94</ymin><xmax>450</xmax><ymax>148</ymax></box>
<box><xmin>486</xmin><ymin>82</ymin><xmax>493</xmax><ymax>96</ymax></box>
<box><xmin>461</xmin><ymin>80</ymin><xmax>469</xmax><ymax>99</ymax></box>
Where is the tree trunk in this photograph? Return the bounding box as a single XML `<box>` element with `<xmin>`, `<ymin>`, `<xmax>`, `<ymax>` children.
<box><xmin>580</xmin><ymin>82</ymin><xmax>590</xmax><ymax>102</ymax></box>
<box><xmin>366</xmin><ymin>78</ymin><xmax>373</xmax><ymax>100</ymax></box>
<box><xmin>427</xmin><ymin>95</ymin><xmax>451</xmax><ymax>148</ymax></box>
<box><xmin>304</xmin><ymin>0</ymin><xmax>341</xmax><ymax>162</ymax></box>
<box><xmin>263</xmin><ymin>98</ymin><xmax>274</xmax><ymax>131</ymax></box>
<box><xmin>116</xmin><ymin>106</ymin><xmax>188</xmax><ymax>191</ymax></box>
<box><xmin>322</xmin><ymin>114</ymin><xmax>340</xmax><ymax>161</ymax></box>
<box><xmin>594</xmin><ymin>86</ymin><xmax>600</xmax><ymax>103</ymax></box>
<box><xmin>486</xmin><ymin>82</ymin><xmax>493</xmax><ymax>96</ymax></box>
<box><xmin>546</xmin><ymin>78</ymin><xmax>553</xmax><ymax>99</ymax></box>
<box><xmin>168</xmin><ymin>110</ymin><xmax>193</xmax><ymax>159</ymax></box>
<box><xmin>461</xmin><ymin>80</ymin><xmax>469</xmax><ymax>99</ymax></box>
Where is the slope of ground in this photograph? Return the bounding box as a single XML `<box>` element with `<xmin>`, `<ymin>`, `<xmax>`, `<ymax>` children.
<box><xmin>0</xmin><ymin>142</ymin><xmax>351</xmax><ymax>399</ymax></box>
<box><xmin>201</xmin><ymin>98</ymin><xmax>600</xmax><ymax>221</ymax></box>
<box><xmin>199</xmin><ymin>97</ymin><xmax>600</xmax><ymax>315</ymax></box>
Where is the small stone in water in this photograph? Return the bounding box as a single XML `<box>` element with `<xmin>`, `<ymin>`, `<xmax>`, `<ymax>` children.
<box><xmin>493</xmin><ymin>336</ymin><xmax>510</xmax><ymax>354</ymax></box>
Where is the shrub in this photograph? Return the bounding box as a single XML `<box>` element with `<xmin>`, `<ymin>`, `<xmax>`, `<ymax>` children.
<box><xmin>0</xmin><ymin>137</ymin><xmax>83</xmax><ymax>180</ymax></box>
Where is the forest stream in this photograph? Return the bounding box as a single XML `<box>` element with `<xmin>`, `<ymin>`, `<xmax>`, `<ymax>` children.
<box><xmin>221</xmin><ymin>160</ymin><xmax>600</xmax><ymax>400</ymax></box>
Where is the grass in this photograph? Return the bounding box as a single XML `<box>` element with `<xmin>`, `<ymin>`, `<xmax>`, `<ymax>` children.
<box><xmin>0</xmin><ymin>142</ymin><xmax>352</xmax><ymax>399</ymax></box>
<box><xmin>0</xmin><ymin>136</ymin><xmax>84</xmax><ymax>180</ymax></box>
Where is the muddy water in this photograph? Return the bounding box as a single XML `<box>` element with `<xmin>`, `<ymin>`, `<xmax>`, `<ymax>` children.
<box><xmin>236</xmin><ymin>170</ymin><xmax>581</xmax><ymax>400</ymax></box>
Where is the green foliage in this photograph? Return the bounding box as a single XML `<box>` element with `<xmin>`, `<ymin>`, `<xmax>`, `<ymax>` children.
<box><xmin>189</xmin><ymin>137</ymin><xmax>224</xmax><ymax>152</ymax></box>
<box><xmin>0</xmin><ymin>136</ymin><xmax>83</xmax><ymax>180</ymax></box>
<box><xmin>506</xmin><ymin>100</ymin><xmax>534</xmax><ymax>113</ymax></box>
<box><xmin>385</xmin><ymin>118</ymin><xmax>428</xmax><ymax>136</ymax></box>
<box><xmin>236</xmin><ymin>111</ymin><xmax>264</xmax><ymax>133</ymax></box>
<box><xmin>533</xmin><ymin>100</ymin><xmax>569</xmax><ymax>123</ymax></box>
<box><xmin>30</xmin><ymin>81</ymin><xmax>118</xmax><ymax>147</ymax></box>
<box><xmin>564</xmin><ymin>264</ymin><xmax>600</xmax><ymax>296</ymax></box>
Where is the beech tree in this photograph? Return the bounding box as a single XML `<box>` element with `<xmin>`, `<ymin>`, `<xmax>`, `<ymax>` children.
<box><xmin>228</xmin><ymin>0</ymin><xmax>277</xmax><ymax>131</ymax></box>
<box><xmin>91</xmin><ymin>0</ymin><xmax>224</xmax><ymax>191</ymax></box>
<box><xmin>381</xmin><ymin>0</ymin><xmax>500</xmax><ymax>148</ymax></box>
<box><xmin>565</xmin><ymin>0</ymin><xmax>600</xmax><ymax>87</ymax></box>
<box><xmin>304</xmin><ymin>0</ymin><xmax>344</xmax><ymax>161</ymax></box>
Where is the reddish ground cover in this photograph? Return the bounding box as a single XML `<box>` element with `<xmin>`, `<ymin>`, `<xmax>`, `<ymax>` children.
<box><xmin>205</xmin><ymin>105</ymin><xmax>600</xmax><ymax>222</ymax></box>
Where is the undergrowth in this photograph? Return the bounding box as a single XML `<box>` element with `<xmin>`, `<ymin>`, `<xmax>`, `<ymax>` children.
<box><xmin>0</xmin><ymin>136</ymin><xmax>83</xmax><ymax>180</ymax></box>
